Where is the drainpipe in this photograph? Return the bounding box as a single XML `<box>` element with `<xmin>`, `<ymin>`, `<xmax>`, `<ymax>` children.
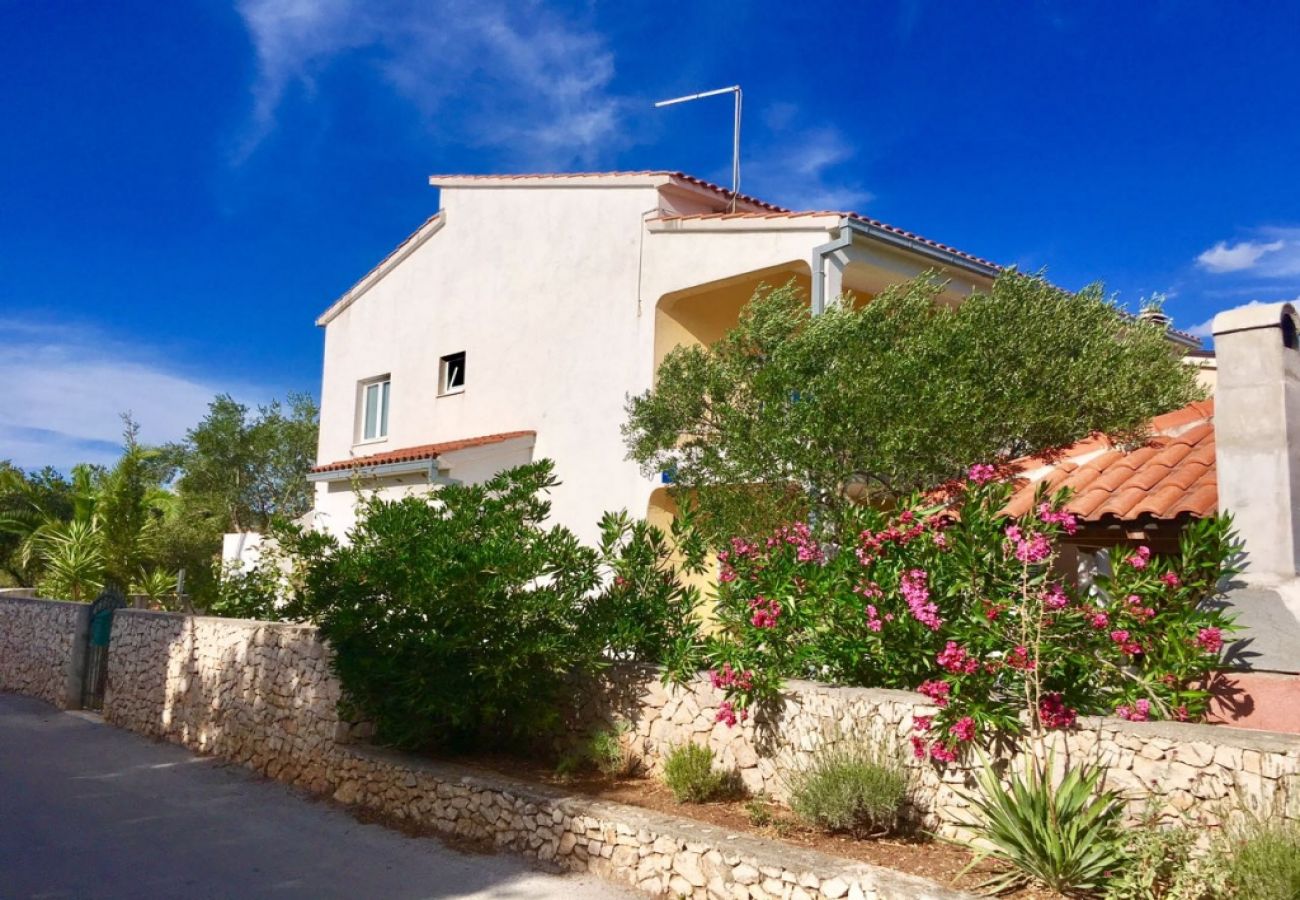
<box><xmin>810</xmin><ymin>227</ymin><xmax>853</xmax><ymax>316</ymax></box>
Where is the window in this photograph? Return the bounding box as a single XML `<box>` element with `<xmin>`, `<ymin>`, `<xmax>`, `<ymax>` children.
<box><xmin>439</xmin><ymin>351</ymin><xmax>466</xmax><ymax>395</ymax></box>
<box><xmin>360</xmin><ymin>376</ymin><xmax>390</xmax><ymax>441</ymax></box>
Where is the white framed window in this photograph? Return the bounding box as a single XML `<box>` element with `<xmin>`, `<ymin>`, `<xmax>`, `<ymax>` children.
<box><xmin>439</xmin><ymin>351</ymin><xmax>466</xmax><ymax>395</ymax></box>
<box><xmin>358</xmin><ymin>376</ymin><xmax>390</xmax><ymax>442</ymax></box>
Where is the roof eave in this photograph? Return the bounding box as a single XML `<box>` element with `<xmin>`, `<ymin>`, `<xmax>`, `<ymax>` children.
<box><xmin>316</xmin><ymin>213</ymin><xmax>446</xmax><ymax>327</ymax></box>
<box><xmin>841</xmin><ymin>216</ymin><xmax>1000</xmax><ymax>281</ymax></box>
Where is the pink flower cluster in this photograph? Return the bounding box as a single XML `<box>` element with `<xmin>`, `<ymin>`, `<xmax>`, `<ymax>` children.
<box><xmin>716</xmin><ymin>700</ymin><xmax>748</xmax><ymax>727</ymax></box>
<box><xmin>968</xmin><ymin>463</ymin><xmax>998</xmax><ymax>484</ymax></box>
<box><xmin>1124</xmin><ymin>594</ymin><xmax>1156</xmax><ymax>622</ymax></box>
<box><xmin>1110</xmin><ymin>629</ymin><xmax>1144</xmax><ymax>656</ymax></box>
<box><xmin>1161</xmin><ymin>571</ymin><xmax>1182</xmax><ymax>588</ymax></box>
<box><xmin>1005</xmin><ymin>525</ymin><xmax>1053</xmax><ymax>564</ymax></box>
<box><xmin>1128</xmin><ymin>546</ymin><xmax>1152</xmax><ymax>570</ymax></box>
<box><xmin>1038</xmin><ymin>692</ymin><xmax>1077</xmax><ymax>730</ymax></box>
<box><xmin>707</xmin><ymin>664</ymin><xmax>753</xmax><ymax>693</ymax></box>
<box><xmin>767</xmin><ymin>522</ymin><xmax>824</xmax><ymax>564</ymax></box>
<box><xmin>937</xmin><ymin>641</ymin><xmax>979</xmax><ymax>675</ymax></box>
<box><xmin>1005</xmin><ymin>645</ymin><xmax>1036</xmax><ymax>671</ymax></box>
<box><xmin>1037</xmin><ymin>501</ymin><xmax>1079</xmax><ymax>536</ymax></box>
<box><xmin>950</xmin><ymin>716</ymin><xmax>977</xmax><ymax>743</ymax></box>
<box><xmin>1042</xmin><ymin>583</ymin><xmax>1069</xmax><ymax>610</ymax></box>
<box><xmin>1115</xmin><ymin>698</ymin><xmax>1151</xmax><ymax>721</ymax></box>
<box><xmin>1196</xmin><ymin>627</ymin><xmax>1224</xmax><ymax>654</ymax></box>
<box><xmin>917</xmin><ymin>679</ymin><xmax>951</xmax><ymax>707</ymax></box>
<box><xmin>901</xmin><ymin>568</ymin><xmax>943</xmax><ymax>630</ymax></box>
<box><xmin>863</xmin><ymin>604</ymin><xmax>893</xmax><ymax>632</ymax></box>
<box><xmin>748</xmin><ymin>596</ymin><xmax>782</xmax><ymax>629</ymax></box>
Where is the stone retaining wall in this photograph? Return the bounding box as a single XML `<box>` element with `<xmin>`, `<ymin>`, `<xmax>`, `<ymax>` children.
<box><xmin>103</xmin><ymin>610</ymin><xmax>350</xmax><ymax>793</ymax></box>
<box><xmin>0</xmin><ymin>594</ymin><xmax>87</xmax><ymax>708</ymax></box>
<box><xmin>580</xmin><ymin>667</ymin><xmax>1300</xmax><ymax>836</ymax></box>
<box><xmin>333</xmin><ymin>746</ymin><xmax>973</xmax><ymax>900</ymax></box>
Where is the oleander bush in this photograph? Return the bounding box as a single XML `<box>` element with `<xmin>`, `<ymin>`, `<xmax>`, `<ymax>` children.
<box><xmin>703</xmin><ymin>469</ymin><xmax>1240</xmax><ymax>758</ymax></box>
<box><xmin>787</xmin><ymin>743</ymin><xmax>909</xmax><ymax>836</ymax></box>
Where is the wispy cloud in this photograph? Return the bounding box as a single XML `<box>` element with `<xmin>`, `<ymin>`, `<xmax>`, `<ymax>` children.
<box><xmin>1185</xmin><ymin>296</ymin><xmax>1300</xmax><ymax>339</ymax></box>
<box><xmin>234</xmin><ymin>0</ymin><xmax>625</xmax><ymax>166</ymax></box>
<box><xmin>746</xmin><ymin>108</ymin><xmax>873</xmax><ymax>211</ymax></box>
<box><xmin>0</xmin><ymin>319</ymin><xmax>261</xmax><ymax>470</ymax></box>
<box><xmin>1195</xmin><ymin>227</ymin><xmax>1300</xmax><ymax>277</ymax></box>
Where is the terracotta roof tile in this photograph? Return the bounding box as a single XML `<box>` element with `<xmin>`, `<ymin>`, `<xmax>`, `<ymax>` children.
<box><xmin>1006</xmin><ymin>399</ymin><xmax>1217</xmax><ymax>525</ymax></box>
<box><xmin>310</xmin><ymin>431</ymin><xmax>535</xmax><ymax>475</ymax></box>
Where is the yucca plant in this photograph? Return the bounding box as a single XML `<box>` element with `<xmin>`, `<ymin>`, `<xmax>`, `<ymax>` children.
<box><xmin>131</xmin><ymin>567</ymin><xmax>178</xmax><ymax>609</ymax></box>
<box><xmin>962</xmin><ymin>751</ymin><xmax>1129</xmax><ymax>896</ymax></box>
<box><xmin>35</xmin><ymin>518</ymin><xmax>106</xmax><ymax>602</ymax></box>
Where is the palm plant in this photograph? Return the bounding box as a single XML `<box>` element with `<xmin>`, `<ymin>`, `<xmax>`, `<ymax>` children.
<box><xmin>35</xmin><ymin>518</ymin><xmax>106</xmax><ymax>602</ymax></box>
<box><xmin>962</xmin><ymin>750</ymin><xmax>1129</xmax><ymax>896</ymax></box>
<box><xmin>131</xmin><ymin>566</ymin><xmax>178</xmax><ymax>609</ymax></box>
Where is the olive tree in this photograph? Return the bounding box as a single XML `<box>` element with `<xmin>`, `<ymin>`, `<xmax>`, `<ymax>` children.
<box><xmin>623</xmin><ymin>270</ymin><xmax>1201</xmax><ymax>541</ymax></box>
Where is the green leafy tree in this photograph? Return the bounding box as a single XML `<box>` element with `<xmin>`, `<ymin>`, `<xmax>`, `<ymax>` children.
<box><xmin>164</xmin><ymin>393</ymin><xmax>319</xmax><ymax>533</ymax></box>
<box><xmin>0</xmin><ymin>464</ymin><xmax>75</xmax><ymax>585</ymax></box>
<box><xmin>624</xmin><ymin>271</ymin><xmax>1203</xmax><ymax>541</ymax></box>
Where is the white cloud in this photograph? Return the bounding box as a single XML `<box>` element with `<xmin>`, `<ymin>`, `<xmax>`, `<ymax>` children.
<box><xmin>1196</xmin><ymin>239</ymin><xmax>1284</xmax><ymax>273</ymax></box>
<box><xmin>746</xmin><ymin>120</ymin><xmax>874</xmax><ymax>211</ymax></box>
<box><xmin>0</xmin><ymin>319</ymin><xmax>261</xmax><ymax>470</ymax></box>
<box><xmin>234</xmin><ymin>0</ymin><xmax>625</xmax><ymax>167</ymax></box>
<box><xmin>1185</xmin><ymin>296</ymin><xmax>1300</xmax><ymax>339</ymax></box>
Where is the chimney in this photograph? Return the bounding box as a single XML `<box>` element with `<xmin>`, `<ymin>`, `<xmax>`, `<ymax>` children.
<box><xmin>1212</xmin><ymin>301</ymin><xmax>1300</xmax><ymax>583</ymax></box>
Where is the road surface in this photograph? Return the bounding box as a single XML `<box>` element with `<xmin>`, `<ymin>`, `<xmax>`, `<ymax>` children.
<box><xmin>0</xmin><ymin>692</ymin><xmax>637</xmax><ymax>899</ymax></box>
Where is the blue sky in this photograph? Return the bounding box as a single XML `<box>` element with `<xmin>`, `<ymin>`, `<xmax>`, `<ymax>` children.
<box><xmin>2</xmin><ymin>1</ymin><xmax>1298</xmax><ymax>469</ymax></box>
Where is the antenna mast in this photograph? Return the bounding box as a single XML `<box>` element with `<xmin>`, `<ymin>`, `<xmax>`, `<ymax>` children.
<box><xmin>654</xmin><ymin>85</ymin><xmax>743</xmax><ymax>212</ymax></box>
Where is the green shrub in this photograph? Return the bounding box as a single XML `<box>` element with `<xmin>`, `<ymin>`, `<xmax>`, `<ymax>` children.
<box><xmin>1220</xmin><ymin>818</ymin><xmax>1300</xmax><ymax>900</ymax></box>
<box><xmin>588</xmin><ymin>723</ymin><xmax>640</xmax><ymax>778</ymax></box>
<box><xmin>663</xmin><ymin>743</ymin><xmax>736</xmax><ymax>803</ymax></box>
<box><xmin>964</xmin><ymin>752</ymin><xmax>1128</xmax><ymax>896</ymax></box>
<box><xmin>1106</xmin><ymin>818</ymin><xmax>1219</xmax><ymax>900</ymax></box>
<box><xmin>788</xmin><ymin>743</ymin><xmax>909</xmax><ymax>836</ymax></box>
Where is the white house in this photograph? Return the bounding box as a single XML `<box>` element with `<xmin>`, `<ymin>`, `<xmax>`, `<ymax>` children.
<box><xmin>302</xmin><ymin>170</ymin><xmax>1020</xmax><ymax>543</ymax></box>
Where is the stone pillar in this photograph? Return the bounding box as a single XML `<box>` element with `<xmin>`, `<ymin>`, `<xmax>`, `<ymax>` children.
<box><xmin>1212</xmin><ymin>300</ymin><xmax>1300</xmax><ymax>581</ymax></box>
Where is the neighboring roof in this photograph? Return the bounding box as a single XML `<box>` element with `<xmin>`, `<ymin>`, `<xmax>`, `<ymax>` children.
<box><xmin>427</xmin><ymin>171</ymin><xmax>791</xmax><ymax>214</ymax></box>
<box><xmin>309</xmin><ymin>430</ymin><xmax>535</xmax><ymax>475</ymax></box>
<box><xmin>1004</xmin><ymin>400</ymin><xmax>1217</xmax><ymax>526</ymax></box>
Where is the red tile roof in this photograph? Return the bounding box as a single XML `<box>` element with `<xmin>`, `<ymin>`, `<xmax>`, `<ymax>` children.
<box><xmin>310</xmin><ymin>431</ymin><xmax>535</xmax><ymax>475</ymax></box>
<box><xmin>1004</xmin><ymin>400</ymin><xmax>1217</xmax><ymax>525</ymax></box>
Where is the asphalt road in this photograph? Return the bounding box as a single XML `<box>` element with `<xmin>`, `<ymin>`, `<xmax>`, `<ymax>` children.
<box><xmin>0</xmin><ymin>693</ymin><xmax>636</xmax><ymax>899</ymax></box>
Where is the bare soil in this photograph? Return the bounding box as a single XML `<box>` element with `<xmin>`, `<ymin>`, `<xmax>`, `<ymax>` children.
<box><xmin>452</xmin><ymin>754</ymin><xmax>1056</xmax><ymax>898</ymax></box>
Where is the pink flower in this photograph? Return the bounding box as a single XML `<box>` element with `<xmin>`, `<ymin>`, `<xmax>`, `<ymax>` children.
<box><xmin>1088</xmin><ymin>610</ymin><xmax>1110</xmax><ymax>629</ymax></box>
<box><xmin>901</xmin><ymin>568</ymin><xmax>943</xmax><ymax>630</ymax></box>
<box><xmin>719</xmin><ymin>566</ymin><xmax>736</xmax><ymax>583</ymax></box>
<box><xmin>729</xmin><ymin>537</ymin><xmax>758</xmax><ymax>559</ymax></box>
<box><xmin>937</xmin><ymin>641</ymin><xmax>979</xmax><ymax>675</ymax></box>
<box><xmin>1116</xmin><ymin>699</ymin><xmax>1151</xmax><ymax>722</ymax></box>
<box><xmin>933</xmin><ymin>532</ymin><xmax>949</xmax><ymax>550</ymax></box>
<box><xmin>910</xmin><ymin>736</ymin><xmax>928</xmax><ymax>759</ymax></box>
<box><xmin>968</xmin><ymin>463</ymin><xmax>998</xmax><ymax>484</ymax></box>
<box><xmin>1110</xmin><ymin>629</ymin><xmax>1131</xmax><ymax>645</ymax></box>
<box><xmin>1128</xmin><ymin>546</ymin><xmax>1152</xmax><ymax>570</ymax></box>
<box><xmin>748</xmin><ymin>596</ymin><xmax>782</xmax><ymax>629</ymax></box>
<box><xmin>1037</xmin><ymin>502</ymin><xmax>1080</xmax><ymax>536</ymax></box>
<box><xmin>709</xmin><ymin>664</ymin><xmax>753</xmax><ymax>692</ymax></box>
<box><xmin>1039</xmin><ymin>693</ymin><xmax>1077</xmax><ymax>730</ymax></box>
<box><xmin>1006</xmin><ymin>645</ymin><xmax>1036</xmax><ymax>671</ymax></box>
<box><xmin>913</xmin><ymin>715</ymin><xmax>933</xmax><ymax>733</ymax></box>
<box><xmin>917</xmin><ymin>679</ymin><xmax>951</xmax><ymax>707</ymax></box>
<box><xmin>1014</xmin><ymin>532</ymin><xmax>1053</xmax><ymax>564</ymax></box>
<box><xmin>1161</xmin><ymin>571</ymin><xmax>1182</xmax><ymax>588</ymax></box>
<box><xmin>1043</xmin><ymin>583</ymin><xmax>1069</xmax><ymax>610</ymax></box>
<box><xmin>1196</xmin><ymin>627</ymin><xmax>1224</xmax><ymax>654</ymax></box>
<box><xmin>929</xmin><ymin>743</ymin><xmax>958</xmax><ymax>763</ymax></box>
<box><xmin>716</xmin><ymin>701</ymin><xmax>738</xmax><ymax>727</ymax></box>
<box><xmin>950</xmin><ymin>716</ymin><xmax>977</xmax><ymax>743</ymax></box>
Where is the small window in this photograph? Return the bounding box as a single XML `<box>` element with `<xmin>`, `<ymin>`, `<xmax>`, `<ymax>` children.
<box><xmin>440</xmin><ymin>352</ymin><xmax>466</xmax><ymax>395</ymax></box>
<box><xmin>360</xmin><ymin>376</ymin><xmax>390</xmax><ymax>441</ymax></box>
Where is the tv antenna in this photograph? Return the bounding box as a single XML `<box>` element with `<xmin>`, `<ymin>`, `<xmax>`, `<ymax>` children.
<box><xmin>654</xmin><ymin>85</ymin><xmax>742</xmax><ymax>211</ymax></box>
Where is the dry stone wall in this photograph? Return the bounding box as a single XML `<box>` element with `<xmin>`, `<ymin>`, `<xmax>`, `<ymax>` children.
<box><xmin>0</xmin><ymin>594</ymin><xmax>86</xmax><ymax>708</ymax></box>
<box><xmin>579</xmin><ymin>667</ymin><xmax>1300</xmax><ymax>837</ymax></box>
<box><xmin>103</xmin><ymin>610</ymin><xmax>351</xmax><ymax>793</ymax></box>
